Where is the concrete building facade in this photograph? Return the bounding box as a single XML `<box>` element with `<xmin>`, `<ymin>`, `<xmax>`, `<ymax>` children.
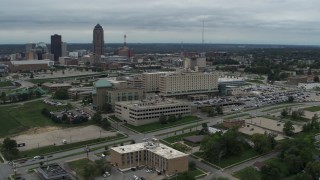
<box><xmin>159</xmin><ymin>72</ymin><xmax>218</xmax><ymax>96</ymax></box>
<box><xmin>92</xmin><ymin>79</ymin><xmax>144</xmax><ymax>110</ymax></box>
<box><xmin>110</xmin><ymin>140</ymin><xmax>188</xmax><ymax>176</ymax></box>
<box><xmin>115</xmin><ymin>98</ymin><xmax>191</xmax><ymax>126</ymax></box>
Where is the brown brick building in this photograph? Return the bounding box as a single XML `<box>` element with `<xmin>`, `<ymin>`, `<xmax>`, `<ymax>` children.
<box><xmin>110</xmin><ymin>140</ymin><xmax>188</xmax><ymax>177</ymax></box>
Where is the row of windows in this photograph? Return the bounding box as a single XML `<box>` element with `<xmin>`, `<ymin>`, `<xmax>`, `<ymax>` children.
<box><xmin>129</xmin><ymin>112</ymin><xmax>189</xmax><ymax>120</ymax></box>
<box><xmin>129</xmin><ymin>109</ymin><xmax>190</xmax><ymax>116</ymax></box>
<box><xmin>128</xmin><ymin>106</ymin><xmax>189</xmax><ymax>112</ymax></box>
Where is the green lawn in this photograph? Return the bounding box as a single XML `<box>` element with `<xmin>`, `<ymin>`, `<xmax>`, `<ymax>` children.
<box><xmin>163</xmin><ymin>130</ymin><xmax>200</xmax><ymax>143</ymax></box>
<box><xmin>262</xmin><ymin>103</ymin><xmax>302</xmax><ymax>112</ymax></box>
<box><xmin>304</xmin><ymin>106</ymin><xmax>320</xmax><ymax>112</ymax></box>
<box><xmin>224</xmin><ymin>113</ymin><xmax>249</xmax><ymax>120</ymax></box>
<box><xmin>0</xmin><ymin>81</ymin><xmax>13</xmax><ymax>87</ymax></box>
<box><xmin>109</xmin><ymin>115</ymin><xmax>122</xmax><ymax>122</ymax></box>
<box><xmin>195</xmin><ymin>149</ymin><xmax>260</xmax><ymax>168</ymax></box>
<box><xmin>18</xmin><ymin>133</ymin><xmax>125</xmax><ymax>159</ymax></box>
<box><xmin>234</xmin><ymin>167</ymin><xmax>261</xmax><ymax>180</ymax></box>
<box><xmin>124</xmin><ymin>116</ymin><xmax>201</xmax><ymax>133</ymax></box>
<box><xmin>219</xmin><ymin>149</ymin><xmax>259</xmax><ymax>168</ymax></box>
<box><xmin>0</xmin><ymin>100</ymin><xmax>83</xmax><ymax>137</ymax></box>
<box><xmin>68</xmin><ymin>158</ymin><xmax>95</xmax><ymax>177</ymax></box>
<box><xmin>168</xmin><ymin>169</ymin><xmax>205</xmax><ymax>180</ymax></box>
<box><xmin>172</xmin><ymin>142</ymin><xmax>191</xmax><ymax>153</ymax></box>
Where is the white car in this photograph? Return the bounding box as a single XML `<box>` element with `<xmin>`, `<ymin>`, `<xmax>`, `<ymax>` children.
<box><xmin>103</xmin><ymin>171</ymin><xmax>110</xmax><ymax>177</ymax></box>
<box><xmin>33</xmin><ymin>156</ymin><xmax>41</xmax><ymax>159</ymax></box>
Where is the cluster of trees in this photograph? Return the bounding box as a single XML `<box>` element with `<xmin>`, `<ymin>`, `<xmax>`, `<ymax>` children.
<box><xmin>200</xmin><ymin>129</ymin><xmax>277</xmax><ymax>165</ymax></box>
<box><xmin>82</xmin><ymin>95</ymin><xmax>93</xmax><ymax>105</ymax></box>
<box><xmin>0</xmin><ymin>138</ymin><xmax>19</xmax><ymax>160</ymax></box>
<box><xmin>101</xmin><ymin>103</ymin><xmax>113</xmax><ymax>113</ymax></box>
<box><xmin>251</xmin><ymin>133</ymin><xmax>277</xmax><ymax>154</ymax></box>
<box><xmin>303</xmin><ymin>114</ymin><xmax>320</xmax><ymax>132</ymax></box>
<box><xmin>283</xmin><ymin>121</ymin><xmax>295</xmax><ymax>136</ymax></box>
<box><xmin>281</xmin><ymin>108</ymin><xmax>304</xmax><ymax>121</ymax></box>
<box><xmin>201</xmin><ymin>106</ymin><xmax>223</xmax><ymax>117</ymax></box>
<box><xmin>41</xmin><ymin>108</ymin><xmax>89</xmax><ymax>124</ymax></box>
<box><xmin>0</xmin><ymin>90</ymin><xmax>42</xmax><ymax>104</ymax></box>
<box><xmin>200</xmin><ymin>129</ymin><xmax>247</xmax><ymax>163</ymax></box>
<box><xmin>277</xmin><ymin>138</ymin><xmax>319</xmax><ymax>178</ymax></box>
<box><xmin>159</xmin><ymin>114</ymin><xmax>182</xmax><ymax>124</ymax></box>
<box><xmin>54</xmin><ymin>89</ymin><xmax>69</xmax><ymax>100</ymax></box>
<box><xmin>82</xmin><ymin>159</ymin><xmax>111</xmax><ymax>180</ymax></box>
<box><xmin>92</xmin><ymin>112</ymin><xmax>111</xmax><ymax>130</ymax></box>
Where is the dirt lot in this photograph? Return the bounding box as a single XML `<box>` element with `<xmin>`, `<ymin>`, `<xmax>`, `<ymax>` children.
<box><xmin>239</xmin><ymin>125</ymin><xmax>286</xmax><ymax>140</ymax></box>
<box><xmin>246</xmin><ymin>117</ymin><xmax>302</xmax><ymax>133</ymax></box>
<box><xmin>7</xmin><ymin>125</ymin><xmax>116</xmax><ymax>151</ymax></box>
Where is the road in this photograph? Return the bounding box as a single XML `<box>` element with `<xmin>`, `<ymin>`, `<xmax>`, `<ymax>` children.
<box><xmin>1</xmin><ymin>101</ymin><xmax>320</xmax><ymax>179</ymax></box>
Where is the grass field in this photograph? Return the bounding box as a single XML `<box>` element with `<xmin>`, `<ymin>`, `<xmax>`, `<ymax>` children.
<box><xmin>68</xmin><ymin>158</ymin><xmax>95</xmax><ymax>177</ymax></box>
<box><xmin>163</xmin><ymin>130</ymin><xmax>200</xmax><ymax>143</ymax></box>
<box><xmin>304</xmin><ymin>106</ymin><xmax>320</xmax><ymax>112</ymax></box>
<box><xmin>0</xmin><ymin>100</ymin><xmax>82</xmax><ymax>137</ymax></box>
<box><xmin>194</xmin><ymin>149</ymin><xmax>259</xmax><ymax>168</ymax></box>
<box><xmin>168</xmin><ymin>169</ymin><xmax>205</xmax><ymax>180</ymax></box>
<box><xmin>234</xmin><ymin>167</ymin><xmax>261</xmax><ymax>180</ymax></box>
<box><xmin>262</xmin><ymin>103</ymin><xmax>302</xmax><ymax>112</ymax></box>
<box><xmin>224</xmin><ymin>113</ymin><xmax>249</xmax><ymax>120</ymax></box>
<box><xmin>124</xmin><ymin>116</ymin><xmax>200</xmax><ymax>133</ymax></box>
<box><xmin>0</xmin><ymin>81</ymin><xmax>13</xmax><ymax>87</ymax></box>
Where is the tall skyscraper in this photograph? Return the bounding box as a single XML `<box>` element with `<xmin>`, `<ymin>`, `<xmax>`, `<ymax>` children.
<box><xmin>51</xmin><ymin>34</ymin><xmax>62</xmax><ymax>61</ymax></box>
<box><xmin>61</xmin><ymin>42</ymin><xmax>68</xmax><ymax>57</ymax></box>
<box><xmin>93</xmin><ymin>24</ymin><xmax>105</xmax><ymax>56</ymax></box>
<box><xmin>25</xmin><ymin>43</ymin><xmax>36</xmax><ymax>53</ymax></box>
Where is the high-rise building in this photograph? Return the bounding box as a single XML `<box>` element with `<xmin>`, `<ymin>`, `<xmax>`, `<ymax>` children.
<box><xmin>51</xmin><ymin>34</ymin><xmax>62</xmax><ymax>61</ymax></box>
<box><xmin>61</xmin><ymin>42</ymin><xmax>67</xmax><ymax>57</ymax></box>
<box><xmin>25</xmin><ymin>43</ymin><xmax>36</xmax><ymax>53</ymax></box>
<box><xmin>92</xmin><ymin>24</ymin><xmax>105</xmax><ymax>56</ymax></box>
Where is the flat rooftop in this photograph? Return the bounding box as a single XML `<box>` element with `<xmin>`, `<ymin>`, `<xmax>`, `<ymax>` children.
<box><xmin>111</xmin><ymin>142</ymin><xmax>188</xmax><ymax>159</ymax></box>
<box><xmin>42</xmin><ymin>82</ymin><xmax>71</xmax><ymax>87</ymax></box>
<box><xmin>116</xmin><ymin>99</ymin><xmax>188</xmax><ymax>108</ymax></box>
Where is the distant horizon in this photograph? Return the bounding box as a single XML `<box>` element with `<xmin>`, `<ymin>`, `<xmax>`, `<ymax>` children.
<box><xmin>0</xmin><ymin>42</ymin><xmax>319</xmax><ymax>47</ymax></box>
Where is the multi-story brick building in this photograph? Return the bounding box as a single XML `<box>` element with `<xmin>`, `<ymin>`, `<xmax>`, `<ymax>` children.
<box><xmin>110</xmin><ymin>139</ymin><xmax>188</xmax><ymax>177</ymax></box>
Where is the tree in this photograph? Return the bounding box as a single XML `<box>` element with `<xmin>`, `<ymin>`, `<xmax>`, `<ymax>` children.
<box><xmin>283</xmin><ymin>121</ymin><xmax>295</xmax><ymax>136</ymax></box>
<box><xmin>100</xmin><ymin>118</ymin><xmax>111</xmax><ymax>129</ymax></box>
<box><xmin>216</xmin><ymin>106</ymin><xmax>223</xmax><ymax>115</ymax></box>
<box><xmin>201</xmin><ymin>123</ymin><xmax>208</xmax><ymax>133</ymax></box>
<box><xmin>281</xmin><ymin>108</ymin><xmax>288</xmax><ymax>118</ymax></box>
<box><xmin>288</xmin><ymin>96</ymin><xmax>294</xmax><ymax>103</ymax></box>
<box><xmin>61</xmin><ymin>114</ymin><xmax>69</xmax><ymax>122</ymax></box>
<box><xmin>159</xmin><ymin>114</ymin><xmax>167</xmax><ymax>124</ymax></box>
<box><xmin>131</xmin><ymin>140</ymin><xmax>136</xmax><ymax>144</ymax></box>
<box><xmin>305</xmin><ymin>161</ymin><xmax>320</xmax><ymax>179</ymax></box>
<box><xmin>285</xmin><ymin>154</ymin><xmax>304</xmax><ymax>174</ymax></box>
<box><xmin>252</xmin><ymin>133</ymin><xmax>272</xmax><ymax>154</ymax></box>
<box><xmin>168</xmin><ymin>114</ymin><xmax>177</xmax><ymax>123</ymax></box>
<box><xmin>30</xmin><ymin>72</ymin><xmax>34</xmax><ymax>79</ymax></box>
<box><xmin>83</xmin><ymin>163</ymin><xmax>96</xmax><ymax>180</ymax></box>
<box><xmin>1</xmin><ymin>92</ymin><xmax>6</xmax><ymax>104</ymax></box>
<box><xmin>188</xmin><ymin>161</ymin><xmax>196</xmax><ymax>170</ymax></box>
<box><xmin>261</xmin><ymin>165</ymin><xmax>280</xmax><ymax>180</ymax></box>
<box><xmin>2</xmin><ymin>138</ymin><xmax>17</xmax><ymax>151</ymax></box>
<box><xmin>314</xmin><ymin>76</ymin><xmax>320</xmax><ymax>82</ymax></box>
<box><xmin>92</xmin><ymin>112</ymin><xmax>102</xmax><ymax>123</ymax></box>
<box><xmin>54</xmin><ymin>89</ymin><xmax>69</xmax><ymax>100</ymax></box>
<box><xmin>102</xmin><ymin>103</ymin><xmax>113</xmax><ymax>113</ymax></box>
<box><xmin>294</xmin><ymin>173</ymin><xmax>312</xmax><ymax>180</ymax></box>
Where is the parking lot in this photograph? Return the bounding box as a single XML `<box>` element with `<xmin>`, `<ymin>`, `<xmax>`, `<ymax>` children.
<box><xmin>122</xmin><ymin>167</ymin><xmax>164</xmax><ymax>180</ymax></box>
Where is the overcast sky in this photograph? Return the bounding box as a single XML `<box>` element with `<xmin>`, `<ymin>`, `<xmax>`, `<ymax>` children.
<box><xmin>1</xmin><ymin>0</ymin><xmax>320</xmax><ymax>45</ymax></box>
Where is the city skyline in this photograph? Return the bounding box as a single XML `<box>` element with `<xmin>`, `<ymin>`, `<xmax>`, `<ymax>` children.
<box><xmin>1</xmin><ymin>0</ymin><xmax>320</xmax><ymax>45</ymax></box>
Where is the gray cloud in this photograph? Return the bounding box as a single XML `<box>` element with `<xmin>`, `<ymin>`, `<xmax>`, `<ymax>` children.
<box><xmin>0</xmin><ymin>0</ymin><xmax>320</xmax><ymax>45</ymax></box>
